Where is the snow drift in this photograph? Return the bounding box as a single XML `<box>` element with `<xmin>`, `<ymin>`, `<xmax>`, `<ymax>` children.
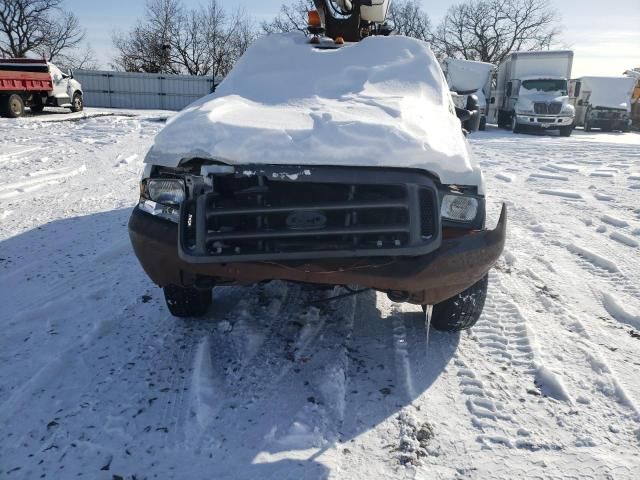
<box><xmin>145</xmin><ymin>33</ymin><xmax>482</xmax><ymax>188</ymax></box>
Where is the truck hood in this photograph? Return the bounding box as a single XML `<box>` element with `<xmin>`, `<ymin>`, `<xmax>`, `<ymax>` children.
<box><xmin>145</xmin><ymin>33</ymin><xmax>484</xmax><ymax>190</ymax></box>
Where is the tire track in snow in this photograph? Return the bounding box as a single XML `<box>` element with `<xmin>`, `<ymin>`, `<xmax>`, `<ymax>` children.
<box><xmin>452</xmin><ymin>273</ymin><xmax>567</xmax><ymax>451</ymax></box>
<box><xmin>0</xmin><ymin>164</ymin><xmax>87</xmax><ymax>200</ymax></box>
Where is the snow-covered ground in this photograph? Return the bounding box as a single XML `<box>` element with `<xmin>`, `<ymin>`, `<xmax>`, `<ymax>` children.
<box><xmin>1</xmin><ymin>109</ymin><xmax>639</xmax><ymax>479</ymax></box>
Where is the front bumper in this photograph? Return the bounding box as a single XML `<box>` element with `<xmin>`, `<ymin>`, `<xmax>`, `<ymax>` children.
<box><xmin>128</xmin><ymin>204</ymin><xmax>507</xmax><ymax>305</ymax></box>
<box><xmin>515</xmin><ymin>115</ymin><xmax>573</xmax><ymax>128</ymax></box>
<box><xmin>588</xmin><ymin>118</ymin><xmax>631</xmax><ymax>131</ymax></box>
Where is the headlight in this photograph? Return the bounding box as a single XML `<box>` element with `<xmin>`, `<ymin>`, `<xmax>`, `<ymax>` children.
<box><xmin>146</xmin><ymin>179</ymin><xmax>185</xmax><ymax>205</ymax></box>
<box><xmin>441</xmin><ymin>195</ymin><xmax>478</xmax><ymax>222</ymax></box>
<box><xmin>139</xmin><ymin>178</ymin><xmax>185</xmax><ymax>223</ymax></box>
<box><xmin>561</xmin><ymin>104</ymin><xmax>575</xmax><ymax>115</ymax></box>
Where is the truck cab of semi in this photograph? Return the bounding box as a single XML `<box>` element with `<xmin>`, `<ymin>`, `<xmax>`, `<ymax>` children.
<box><xmin>491</xmin><ymin>50</ymin><xmax>575</xmax><ymax>136</ymax></box>
<box><xmin>570</xmin><ymin>76</ymin><xmax>634</xmax><ymax>132</ymax></box>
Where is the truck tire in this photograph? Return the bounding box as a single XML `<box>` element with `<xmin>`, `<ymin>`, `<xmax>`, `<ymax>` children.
<box><xmin>3</xmin><ymin>94</ymin><xmax>25</xmax><ymax>118</ymax></box>
<box><xmin>511</xmin><ymin>115</ymin><xmax>522</xmax><ymax>134</ymax></box>
<box><xmin>163</xmin><ymin>285</ymin><xmax>212</xmax><ymax>318</ymax></box>
<box><xmin>70</xmin><ymin>92</ymin><xmax>83</xmax><ymax>113</ymax></box>
<box><xmin>30</xmin><ymin>100</ymin><xmax>44</xmax><ymax>113</ymax></box>
<box><xmin>479</xmin><ymin>116</ymin><xmax>486</xmax><ymax>131</ymax></box>
<box><xmin>423</xmin><ymin>275</ymin><xmax>488</xmax><ymax>332</ymax></box>
<box><xmin>559</xmin><ymin>125</ymin><xmax>573</xmax><ymax>137</ymax></box>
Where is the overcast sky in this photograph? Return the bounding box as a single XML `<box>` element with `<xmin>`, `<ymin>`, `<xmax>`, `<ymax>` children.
<box><xmin>65</xmin><ymin>0</ymin><xmax>639</xmax><ymax>77</ymax></box>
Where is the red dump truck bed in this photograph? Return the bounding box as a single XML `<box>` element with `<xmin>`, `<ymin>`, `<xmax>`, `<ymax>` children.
<box><xmin>0</xmin><ymin>59</ymin><xmax>53</xmax><ymax>92</ymax></box>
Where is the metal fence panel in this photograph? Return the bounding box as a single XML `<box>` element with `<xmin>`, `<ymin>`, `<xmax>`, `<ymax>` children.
<box><xmin>73</xmin><ymin>69</ymin><xmax>217</xmax><ymax>111</ymax></box>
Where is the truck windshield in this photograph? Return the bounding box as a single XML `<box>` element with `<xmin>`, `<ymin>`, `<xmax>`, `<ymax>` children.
<box><xmin>521</xmin><ymin>79</ymin><xmax>568</xmax><ymax>95</ymax></box>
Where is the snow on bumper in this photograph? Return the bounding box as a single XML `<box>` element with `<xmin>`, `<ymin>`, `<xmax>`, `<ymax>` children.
<box><xmin>128</xmin><ymin>205</ymin><xmax>507</xmax><ymax>305</ymax></box>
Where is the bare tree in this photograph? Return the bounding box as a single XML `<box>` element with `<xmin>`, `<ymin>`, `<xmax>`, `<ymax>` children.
<box><xmin>57</xmin><ymin>43</ymin><xmax>100</xmax><ymax>70</ymax></box>
<box><xmin>112</xmin><ymin>0</ymin><xmax>182</xmax><ymax>73</ymax></box>
<box><xmin>432</xmin><ymin>0</ymin><xmax>561</xmax><ymax>63</ymax></box>
<box><xmin>113</xmin><ymin>0</ymin><xmax>254</xmax><ymax>77</ymax></box>
<box><xmin>387</xmin><ymin>0</ymin><xmax>432</xmax><ymax>41</ymax></box>
<box><xmin>0</xmin><ymin>0</ymin><xmax>84</xmax><ymax>60</ymax></box>
<box><xmin>261</xmin><ymin>0</ymin><xmax>313</xmax><ymax>34</ymax></box>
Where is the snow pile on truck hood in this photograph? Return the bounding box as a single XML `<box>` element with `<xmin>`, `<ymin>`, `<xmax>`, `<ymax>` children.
<box><xmin>581</xmin><ymin>76</ymin><xmax>635</xmax><ymax>110</ymax></box>
<box><xmin>146</xmin><ymin>33</ymin><xmax>482</xmax><ymax>187</ymax></box>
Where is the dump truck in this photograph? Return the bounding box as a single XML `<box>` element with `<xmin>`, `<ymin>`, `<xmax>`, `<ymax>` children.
<box><xmin>569</xmin><ymin>76</ymin><xmax>634</xmax><ymax>132</ymax></box>
<box><xmin>128</xmin><ymin>0</ymin><xmax>506</xmax><ymax>332</ymax></box>
<box><xmin>0</xmin><ymin>59</ymin><xmax>83</xmax><ymax>118</ymax></box>
<box><xmin>490</xmin><ymin>50</ymin><xmax>575</xmax><ymax>136</ymax></box>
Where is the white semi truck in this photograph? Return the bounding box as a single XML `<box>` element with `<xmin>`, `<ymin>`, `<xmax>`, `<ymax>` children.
<box><xmin>443</xmin><ymin>58</ymin><xmax>495</xmax><ymax>131</ymax></box>
<box><xmin>489</xmin><ymin>50</ymin><xmax>575</xmax><ymax>136</ymax></box>
<box><xmin>569</xmin><ymin>76</ymin><xmax>634</xmax><ymax>132</ymax></box>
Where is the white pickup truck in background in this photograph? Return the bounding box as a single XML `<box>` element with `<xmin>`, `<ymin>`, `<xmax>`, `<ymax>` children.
<box><xmin>0</xmin><ymin>59</ymin><xmax>83</xmax><ymax>118</ymax></box>
<box><xmin>569</xmin><ymin>76</ymin><xmax>635</xmax><ymax>132</ymax></box>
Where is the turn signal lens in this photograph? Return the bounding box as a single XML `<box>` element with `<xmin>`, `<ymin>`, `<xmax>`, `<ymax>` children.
<box><xmin>441</xmin><ymin>195</ymin><xmax>478</xmax><ymax>222</ymax></box>
<box><xmin>335</xmin><ymin>36</ymin><xmax>345</xmax><ymax>45</ymax></box>
<box><xmin>308</xmin><ymin>10</ymin><xmax>321</xmax><ymax>28</ymax></box>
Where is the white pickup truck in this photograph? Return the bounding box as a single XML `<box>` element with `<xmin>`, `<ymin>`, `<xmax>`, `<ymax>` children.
<box><xmin>0</xmin><ymin>59</ymin><xmax>83</xmax><ymax>117</ymax></box>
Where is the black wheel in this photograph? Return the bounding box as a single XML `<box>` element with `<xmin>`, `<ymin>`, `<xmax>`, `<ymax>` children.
<box><xmin>70</xmin><ymin>92</ymin><xmax>83</xmax><ymax>112</ymax></box>
<box><xmin>163</xmin><ymin>285</ymin><xmax>212</xmax><ymax>318</ymax></box>
<box><xmin>424</xmin><ymin>275</ymin><xmax>489</xmax><ymax>332</ymax></box>
<box><xmin>559</xmin><ymin>124</ymin><xmax>573</xmax><ymax>137</ymax></box>
<box><xmin>3</xmin><ymin>94</ymin><xmax>25</xmax><ymax>118</ymax></box>
<box><xmin>479</xmin><ymin>116</ymin><xmax>486</xmax><ymax>131</ymax></box>
<box><xmin>511</xmin><ymin>114</ymin><xmax>522</xmax><ymax>134</ymax></box>
<box><xmin>30</xmin><ymin>100</ymin><xmax>44</xmax><ymax>113</ymax></box>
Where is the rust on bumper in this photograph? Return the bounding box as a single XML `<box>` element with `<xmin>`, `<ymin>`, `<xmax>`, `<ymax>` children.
<box><xmin>128</xmin><ymin>204</ymin><xmax>507</xmax><ymax>305</ymax></box>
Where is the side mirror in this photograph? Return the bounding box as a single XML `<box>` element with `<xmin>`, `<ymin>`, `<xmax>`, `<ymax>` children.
<box><xmin>490</xmin><ymin>97</ymin><xmax>495</xmax><ymax>104</ymax></box>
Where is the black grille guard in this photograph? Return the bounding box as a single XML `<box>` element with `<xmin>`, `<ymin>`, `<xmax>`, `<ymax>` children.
<box><xmin>177</xmin><ymin>165</ymin><xmax>445</xmax><ymax>263</ymax></box>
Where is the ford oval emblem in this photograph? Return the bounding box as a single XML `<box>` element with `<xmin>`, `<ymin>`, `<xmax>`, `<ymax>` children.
<box><xmin>286</xmin><ymin>210</ymin><xmax>327</xmax><ymax>230</ymax></box>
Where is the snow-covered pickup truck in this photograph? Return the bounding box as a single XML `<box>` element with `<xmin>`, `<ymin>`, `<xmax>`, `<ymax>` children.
<box><xmin>129</xmin><ymin>34</ymin><xmax>507</xmax><ymax>331</ymax></box>
<box><xmin>0</xmin><ymin>59</ymin><xmax>83</xmax><ymax>118</ymax></box>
